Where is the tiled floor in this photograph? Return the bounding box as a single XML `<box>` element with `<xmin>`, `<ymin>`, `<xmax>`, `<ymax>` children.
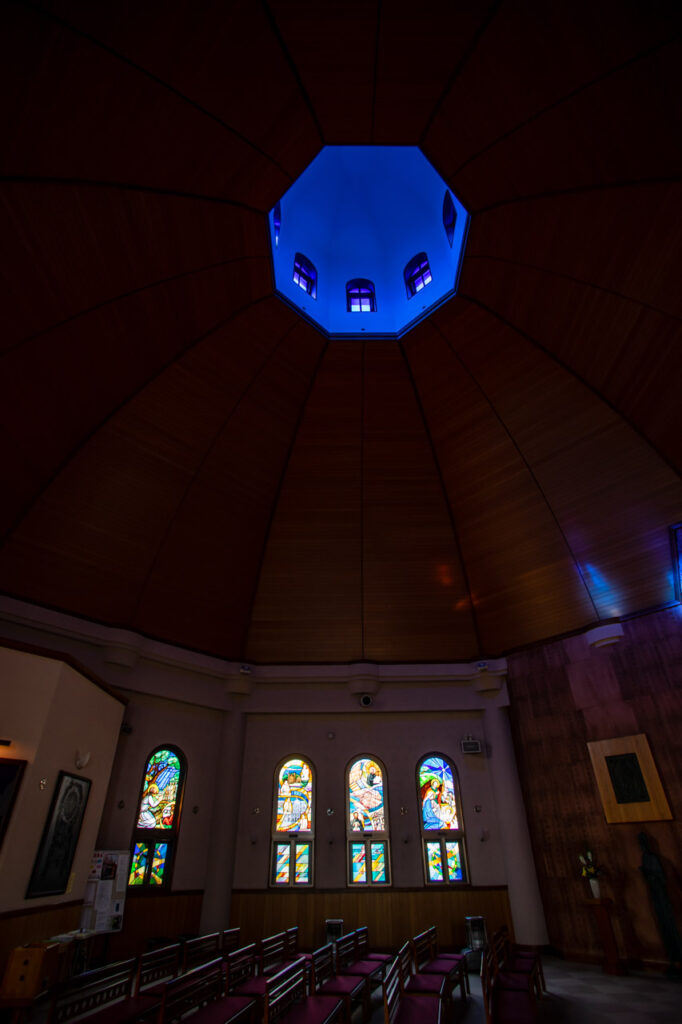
<box><xmin>363</xmin><ymin>956</ymin><xmax>681</xmax><ymax>1023</ymax></box>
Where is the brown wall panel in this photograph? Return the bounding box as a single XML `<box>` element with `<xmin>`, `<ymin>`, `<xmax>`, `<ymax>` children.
<box><xmin>230</xmin><ymin>887</ymin><xmax>512</xmax><ymax>953</ymax></box>
<box><xmin>405</xmin><ymin>321</ymin><xmax>594</xmax><ymax>653</ymax></box>
<box><xmin>247</xmin><ymin>342</ymin><xmax>364</xmax><ymax>663</ymax></box>
<box><xmin>508</xmin><ymin>607</ymin><xmax>682</xmax><ymax>967</ymax></box>
<box><xmin>107</xmin><ymin>892</ymin><xmax>203</xmax><ymax>960</ymax></box>
<box><xmin>0</xmin><ymin>903</ymin><xmax>81</xmax><ymax>981</ymax></box>
<box><xmin>362</xmin><ymin>342</ymin><xmax>476</xmax><ymax>661</ymax></box>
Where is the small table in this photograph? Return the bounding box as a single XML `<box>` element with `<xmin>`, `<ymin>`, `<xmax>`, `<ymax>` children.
<box><xmin>583</xmin><ymin>897</ymin><xmax>627</xmax><ymax>975</ymax></box>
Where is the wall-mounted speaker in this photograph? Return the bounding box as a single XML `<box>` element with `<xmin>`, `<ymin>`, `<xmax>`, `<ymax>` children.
<box><xmin>359</xmin><ymin>694</ymin><xmax>373</xmax><ymax>708</ymax></box>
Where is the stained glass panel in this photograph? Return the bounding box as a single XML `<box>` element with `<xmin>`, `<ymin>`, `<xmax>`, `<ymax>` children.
<box><xmin>276</xmin><ymin>759</ymin><xmax>313</xmax><ymax>832</ymax></box>
<box><xmin>294</xmin><ymin>843</ymin><xmax>310</xmax><ymax>884</ymax></box>
<box><xmin>371</xmin><ymin>842</ymin><xmax>387</xmax><ymax>883</ymax></box>
<box><xmin>419</xmin><ymin>756</ymin><xmax>459</xmax><ymax>830</ymax></box>
<box><xmin>137</xmin><ymin>749</ymin><xmax>181</xmax><ymax>830</ymax></box>
<box><xmin>426</xmin><ymin>840</ymin><xmax>444</xmax><ymax>882</ymax></box>
<box><xmin>348</xmin><ymin>758</ymin><xmax>385</xmax><ymax>832</ymax></box>
<box><xmin>274</xmin><ymin>842</ymin><xmax>291</xmax><ymax>884</ymax></box>
<box><xmin>445</xmin><ymin>841</ymin><xmax>463</xmax><ymax>881</ymax></box>
<box><xmin>351</xmin><ymin>842</ymin><xmax>367</xmax><ymax>883</ymax></box>
<box><xmin>128</xmin><ymin>842</ymin><xmax>149</xmax><ymax>885</ymax></box>
<box><xmin>150</xmin><ymin>842</ymin><xmax>168</xmax><ymax>885</ymax></box>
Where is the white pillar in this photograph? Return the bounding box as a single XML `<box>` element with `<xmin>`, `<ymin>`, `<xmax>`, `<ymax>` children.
<box><xmin>199</xmin><ymin>707</ymin><xmax>246</xmax><ymax>934</ymax></box>
<box><xmin>483</xmin><ymin>702</ymin><xmax>548</xmax><ymax>945</ymax></box>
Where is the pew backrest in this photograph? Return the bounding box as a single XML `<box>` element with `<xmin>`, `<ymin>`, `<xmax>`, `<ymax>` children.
<box><xmin>157</xmin><ymin>958</ymin><xmax>223</xmax><ymax>1024</ymax></box>
<box><xmin>49</xmin><ymin>959</ymin><xmax>137</xmax><ymax>1024</ymax></box>
<box><xmin>136</xmin><ymin>944</ymin><xmax>181</xmax><ymax>994</ymax></box>
<box><xmin>225</xmin><ymin>944</ymin><xmax>258</xmax><ymax>992</ymax></box>
<box><xmin>182</xmin><ymin>934</ymin><xmax>221</xmax><ymax>974</ymax></box>
<box><xmin>259</xmin><ymin>932</ymin><xmax>287</xmax><ymax>975</ymax></box>
<box><xmin>263</xmin><ymin>958</ymin><xmax>306</xmax><ymax>1024</ymax></box>
<box><xmin>222</xmin><ymin>928</ymin><xmax>241</xmax><ymax>956</ymax></box>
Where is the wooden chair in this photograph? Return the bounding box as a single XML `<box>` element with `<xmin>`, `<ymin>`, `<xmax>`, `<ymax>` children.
<box><xmin>493</xmin><ymin>926</ymin><xmax>545</xmax><ymax>994</ymax></box>
<box><xmin>155</xmin><ymin>958</ymin><xmax>255</xmax><ymax>1024</ymax></box>
<box><xmin>489</xmin><ymin>928</ymin><xmax>542</xmax><ymax>1000</ymax></box>
<box><xmin>425</xmin><ymin>925</ymin><xmax>470</xmax><ymax>994</ymax></box>
<box><xmin>309</xmin><ymin>944</ymin><xmax>366</xmax><ymax>1023</ymax></box>
<box><xmin>410</xmin><ymin>931</ymin><xmax>466</xmax><ymax>1003</ymax></box>
<box><xmin>395</xmin><ymin>942</ymin><xmax>450</xmax><ymax>1011</ymax></box>
<box><xmin>354</xmin><ymin>928</ymin><xmax>392</xmax><ymax>977</ymax></box>
<box><xmin>481</xmin><ymin>945</ymin><xmax>535</xmax><ymax>1024</ymax></box>
<box><xmin>259</xmin><ymin>932</ymin><xmax>289</xmax><ymax>976</ymax></box>
<box><xmin>263</xmin><ymin>958</ymin><xmax>342</xmax><ymax>1024</ymax></box>
<box><xmin>224</xmin><ymin>944</ymin><xmax>267</xmax><ymax>1014</ymax></box>
<box><xmin>334</xmin><ymin>933</ymin><xmax>384</xmax><ymax>987</ymax></box>
<box><xmin>382</xmin><ymin>957</ymin><xmax>440</xmax><ymax>1024</ymax></box>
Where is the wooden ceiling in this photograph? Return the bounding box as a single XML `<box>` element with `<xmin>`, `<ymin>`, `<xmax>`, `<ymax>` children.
<box><xmin>1</xmin><ymin>0</ymin><xmax>681</xmax><ymax>663</ymax></box>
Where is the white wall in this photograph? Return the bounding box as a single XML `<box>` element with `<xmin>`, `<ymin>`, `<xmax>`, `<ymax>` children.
<box><xmin>0</xmin><ymin>646</ymin><xmax>124</xmax><ymax>913</ymax></box>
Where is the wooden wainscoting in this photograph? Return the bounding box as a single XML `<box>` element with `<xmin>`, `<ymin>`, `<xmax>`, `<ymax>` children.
<box><xmin>0</xmin><ymin>902</ymin><xmax>82</xmax><ymax>979</ymax></box>
<box><xmin>230</xmin><ymin>887</ymin><xmax>512</xmax><ymax>951</ymax></box>
<box><xmin>106</xmin><ymin>890</ymin><xmax>204</xmax><ymax>960</ymax></box>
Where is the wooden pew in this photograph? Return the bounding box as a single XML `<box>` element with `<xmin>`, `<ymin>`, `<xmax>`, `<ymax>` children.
<box><xmin>182</xmin><ymin>935</ymin><xmax>221</xmax><ymax>975</ymax></box>
<box><xmin>49</xmin><ymin>959</ymin><xmax>160</xmax><ymax>1024</ymax></box>
<box><xmin>309</xmin><ymin>944</ymin><xmax>365</xmax><ymax>1023</ymax></box>
<box><xmin>424</xmin><ymin>925</ymin><xmax>470</xmax><ymax>994</ymax></box>
<box><xmin>135</xmin><ymin>945</ymin><xmax>181</xmax><ymax>996</ymax></box>
<box><xmin>410</xmin><ymin>931</ymin><xmax>466</xmax><ymax>1002</ymax></box>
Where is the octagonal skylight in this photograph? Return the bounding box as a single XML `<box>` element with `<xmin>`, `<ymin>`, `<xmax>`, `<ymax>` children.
<box><xmin>269</xmin><ymin>146</ymin><xmax>469</xmax><ymax>338</ymax></box>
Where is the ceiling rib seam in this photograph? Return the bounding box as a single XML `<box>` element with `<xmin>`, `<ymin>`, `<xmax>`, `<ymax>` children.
<box><xmin>448</xmin><ymin>35</ymin><xmax>680</xmax><ymax>179</ymax></box>
<box><xmin>459</xmin><ymin>291</ymin><xmax>682</xmax><ymax>481</ymax></box>
<box><xmin>0</xmin><ymin>294</ymin><xmax>274</xmax><ymax>548</ymax></box>
<box><xmin>471</xmin><ymin>177</ymin><xmax>682</xmax><ymax>216</ymax></box>
<box><xmin>131</xmin><ymin>319</ymin><xmax>303</xmax><ymax>629</ymax></box>
<box><xmin>17</xmin><ymin>0</ymin><xmax>293</xmax><ymax>180</ymax></box>
<box><xmin>0</xmin><ymin>175</ymin><xmax>264</xmax><ymax>213</ymax></box>
<box><xmin>370</xmin><ymin>0</ymin><xmax>383</xmax><ymax>145</ymax></box>
<box><xmin>465</xmin><ymin>253</ymin><xmax>682</xmax><ymax>324</ymax></box>
<box><xmin>241</xmin><ymin>335</ymin><xmax>330</xmax><ymax>659</ymax></box>
<box><xmin>433</xmin><ymin>322</ymin><xmax>600</xmax><ymax>621</ymax></box>
<box><xmin>419</xmin><ymin>0</ymin><xmax>502</xmax><ymax>148</ymax></box>
<box><xmin>1</xmin><ymin>255</ymin><xmax>268</xmax><ymax>360</ymax></box>
<box><xmin>397</xmin><ymin>338</ymin><xmax>484</xmax><ymax>656</ymax></box>
<box><xmin>261</xmin><ymin>0</ymin><xmax>326</xmax><ymax>147</ymax></box>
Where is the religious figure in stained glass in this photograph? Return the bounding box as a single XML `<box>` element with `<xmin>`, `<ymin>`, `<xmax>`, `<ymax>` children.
<box><xmin>137</xmin><ymin>749</ymin><xmax>181</xmax><ymax>830</ymax></box>
<box><xmin>348</xmin><ymin>757</ymin><xmax>385</xmax><ymax>831</ymax></box>
<box><xmin>419</xmin><ymin>755</ymin><xmax>459</xmax><ymax>830</ymax></box>
<box><xmin>276</xmin><ymin>758</ymin><xmax>312</xmax><ymax>832</ymax></box>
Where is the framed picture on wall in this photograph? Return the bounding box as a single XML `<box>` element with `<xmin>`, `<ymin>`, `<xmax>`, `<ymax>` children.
<box><xmin>26</xmin><ymin>772</ymin><xmax>91</xmax><ymax>898</ymax></box>
<box><xmin>587</xmin><ymin>734</ymin><xmax>672</xmax><ymax>824</ymax></box>
<box><xmin>0</xmin><ymin>758</ymin><xmax>27</xmax><ymax>851</ymax></box>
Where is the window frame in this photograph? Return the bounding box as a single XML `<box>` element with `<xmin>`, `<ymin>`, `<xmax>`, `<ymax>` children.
<box><xmin>346</xmin><ymin>279</ymin><xmax>377</xmax><ymax>313</ymax></box>
<box><xmin>442</xmin><ymin>191</ymin><xmax>457</xmax><ymax>247</ymax></box>
<box><xmin>128</xmin><ymin>744</ymin><xmax>186</xmax><ymax>891</ymax></box>
<box><xmin>270</xmin><ymin>754</ymin><xmax>315</xmax><ymax>888</ymax></box>
<box><xmin>345</xmin><ymin>754</ymin><xmax>391</xmax><ymax>887</ymax></box>
<box><xmin>404</xmin><ymin>253</ymin><xmax>433</xmax><ymax>299</ymax></box>
<box><xmin>293</xmin><ymin>253</ymin><xmax>317</xmax><ymax>299</ymax></box>
<box><xmin>416</xmin><ymin>751</ymin><xmax>467</xmax><ymax>886</ymax></box>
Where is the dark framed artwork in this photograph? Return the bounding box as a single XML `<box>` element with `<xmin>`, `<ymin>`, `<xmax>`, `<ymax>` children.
<box><xmin>0</xmin><ymin>758</ymin><xmax>27</xmax><ymax>850</ymax></box>
<box><xmin>587</xmin><ymin>734</ymin><xmax>672</xmax><ymax>824</ymax></box>
<box><xmin>26</xmin><ymin>772</ymin><xmax>91</xmax><ymax>898</ymax></box>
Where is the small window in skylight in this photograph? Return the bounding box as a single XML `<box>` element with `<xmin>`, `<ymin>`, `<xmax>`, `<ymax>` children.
<box><xmin>293</xmin><ymin>253</ymin><xmax>317</xmax><ymax>299</ymax></box>
<box><xmin>273</xmin><ymin>201</ymin><xmax>282</xmax><ymax>247</ymax></box>
<box><xmin>346</xmin><ymin>279</ymin><xmax>376</xmax><ymax>313</ymax></box>
<box><xmin>442</xmin><ymin>191</ymin><xmax>456</xmax><ymax>247</ymax></box>
<box><xmin>404</xmin><ymin>253</ymin><xmax>432</xmax><ymax>298</ymax></box>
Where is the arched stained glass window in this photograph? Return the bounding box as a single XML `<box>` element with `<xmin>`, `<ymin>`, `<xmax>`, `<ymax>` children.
<box><xmin>346</xmin><ymin>755</ymin><xmax>390</xmax><ymax>886</ymax></box>
<box><xmin>271</xmin><ymin>756</ymin><xmax>314</xmax><ymax>886</ymax></box>
<box><xmin>417</xmin><ymin>753</ymin><xmax>466</xmax><ymax>884</ymax></box>
<box><xmin>293</xmin><ymin>253</ymin><xmax>317</xmax><ymax>298</ymax></box>
<box><xmin>404</xmin><ymin>252</ymin><xmax>432</xmax><ymax>298</ymax></box>
<box><xmin>129</xmin><ymin>746</ymin><xmax>186</xmax><ymax>888</ymax></box>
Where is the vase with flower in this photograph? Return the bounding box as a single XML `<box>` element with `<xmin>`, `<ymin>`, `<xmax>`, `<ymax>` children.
<box><xmin>580</xmin><ymin>848</ymin><xmax>604</xmax><ymax>898</ymax></box>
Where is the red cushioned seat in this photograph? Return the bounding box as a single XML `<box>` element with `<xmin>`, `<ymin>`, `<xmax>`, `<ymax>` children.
<box><xmin>280</xmin><ymin>993</ymin><xmax>343</xmax><ymax>1024</ymax></box>
<box><xmin>189</xmin><ymin>994</ymin><xmax>256</xmax><ymax>1024</ymax></box>
<box><xmin>85</xmin><ymin>994</ymin><xmax>160</xmax><ymax>1024</ymax></box>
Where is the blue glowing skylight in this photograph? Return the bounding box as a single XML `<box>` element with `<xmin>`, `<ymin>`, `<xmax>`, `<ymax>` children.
<box><xmin>269</xmin><ymin>146</ymin><xmax>469</xmax><ymax>338</ymax></box>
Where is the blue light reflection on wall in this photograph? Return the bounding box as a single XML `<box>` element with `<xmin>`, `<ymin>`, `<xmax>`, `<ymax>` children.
<box><xmin>269</xmin><ymin>146</ymin><xmax>469</xmax><ymax>337</ymax></box>
<box><xmin>582</xmin><ymin>563</ymin><xmax>622</xmax><ymax>618</ymax></box>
